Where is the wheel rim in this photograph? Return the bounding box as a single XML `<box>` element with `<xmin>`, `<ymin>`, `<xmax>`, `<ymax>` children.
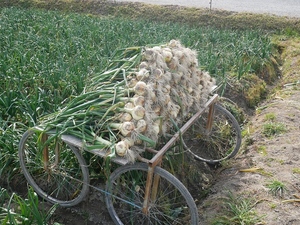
<box><xmin>19</xmin><ymin>130</ymin><xmax>89</xmax><ymax>206</ymax></box>
<box><xmin>106</xmin><ymin>163</ymin><xmax>198</xmax><ymax>225</ymax></box>
<box><xmin>182</xmin><ymin>104</ymin><xmax>241</xmax><ymax>163</ymax></box>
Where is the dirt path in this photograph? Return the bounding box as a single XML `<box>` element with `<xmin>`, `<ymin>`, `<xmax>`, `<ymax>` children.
<box><xmin>198</xmin><ymin>38</ymin><xmax>300</xmax><ymax>224</ymax></box>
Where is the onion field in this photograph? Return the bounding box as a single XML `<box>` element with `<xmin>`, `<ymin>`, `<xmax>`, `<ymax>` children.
<box><xmin>0</xmin><ymin>6</ymin><xmax>274</xmax><ymax>223</ymax></box>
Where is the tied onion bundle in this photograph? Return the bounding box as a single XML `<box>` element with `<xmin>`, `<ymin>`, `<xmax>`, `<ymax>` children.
<box><xmin>35</xmin><ymin>40</ymin><xmax>216</xmax><ymax>162</ymax></box>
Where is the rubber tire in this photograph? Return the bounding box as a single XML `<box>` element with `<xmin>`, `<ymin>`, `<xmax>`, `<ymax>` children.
<box><xmin>19</xmin><ymin>129</ymin><xmax>90</xmax><ymax>207</ymax></box>
<box><xmin>182</xmin><ymin>104</ymin><xmax>242</xmax><ymax>164</ymax></box>
<box><xmin>105</xmin><ymin>162</ymin><xmax>199</xmax><ymax>225</ymax></box>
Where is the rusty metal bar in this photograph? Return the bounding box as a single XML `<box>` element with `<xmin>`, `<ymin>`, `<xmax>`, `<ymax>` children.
<box><xmin>136</xmin><ymin>154</ymin><xmax>149</xmax><ymax>163</ymax></box>
<box><xmin>145</xmin><ymin>148</ymin><xmax>159</xmax><ymax>154</ymax></box>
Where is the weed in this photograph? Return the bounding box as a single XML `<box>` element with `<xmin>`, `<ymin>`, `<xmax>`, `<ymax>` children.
<box><xmin>264</xmin><ymin>113</ymin><xmax>276</xmax><ymax>121</ymax></box>
<box><xmin>241</xmin><ymin>129</ymin><xmax>249</xmax><ymax>138</ymax></box>
<box><xmin>0</xmin><ymin>187</ymin><xmax>9</xmax><ymax>207</ymax></box>
<box><xmin>262</xmin><ymin>122</ymin><xmax>286</xmax><ymax>137</ymax></box>
<box><xmin>292</xmin><ymin>168</ymin><xmax>300</xmax><ymax>174</ymax></box>
<box><xmin>266</xmin><ymin>179</ymin><xmax>287</xmax><ymax>197</ymax></box>
<box><xmin>211</xmin><ymin>193</ymin><xmax>264</xmax><ymax>225</ymax></box>
<box><xmin>217</xmin><ymin>159</ymin><xmax>235</xmax><ymax>169</ymax></box>
<box><xmin>0</xmin><ymin>187</ymin><xmax>58</xmax><ymax>224</ymax></box>
<box><xmin>257</xmin><ymin>145</ymin><xmax>267</xmax><ymax>156</ymax></box>
<box><xmin>268</xmin><ymin>203</ymin><xmax>277</xmax><ymax>209</ymax></box>
<box><xmin>241</xmin><ymin>74</ymin><xmax>267</xmax><ymax>108</ymax></box>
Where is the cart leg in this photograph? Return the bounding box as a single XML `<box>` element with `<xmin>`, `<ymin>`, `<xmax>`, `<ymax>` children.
<box><xmin>142</xmin><ymin>165</ymin><xmax>154</xmax><ymax>215</ymax></box>
<box><xmin>142</xmin><ymin>162</ymin><xmax>163</xmax><ymax>215</ymax></box>
<box><xmin>205</xmin><ymin>103</ymin><xmax>215</xmax><ymax>134</ymax></box>
<box><xmin>150</xmin><ymin>162</ymin><xmax>162</xmax><ymax>202</ymax></box>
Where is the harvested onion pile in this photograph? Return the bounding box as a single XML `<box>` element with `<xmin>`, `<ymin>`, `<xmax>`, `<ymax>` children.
<box><xmin>37</xmin><ymin>40</ymin><xmax>216</xmax><ymax>162</ymax></box>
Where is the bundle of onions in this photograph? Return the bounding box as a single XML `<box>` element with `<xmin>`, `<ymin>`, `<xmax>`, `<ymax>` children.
<box><xmin>35</xmin><ymin>40</ymin><xmax>215</xmax><ymax>163</ymax></box>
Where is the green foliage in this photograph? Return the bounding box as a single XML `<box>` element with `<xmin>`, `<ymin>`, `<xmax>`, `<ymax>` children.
<box><xmin>283</xmin><ymin>27</ymin><xmax>300</xmax><ymax>37</ymax></box>
<box><xmin>0</xmin><ymin>122</ymin><xmax>28</xmax><ymax>180</ymax></box>
<box><xmin>218</xmin><ymin>98</ymin><xmax>245</xmax><ymax>124</ymax></box>
<box><xmin>0</xmin><ymin>187</ymin><xmax>58</xmax><ymax>224</ymax></box>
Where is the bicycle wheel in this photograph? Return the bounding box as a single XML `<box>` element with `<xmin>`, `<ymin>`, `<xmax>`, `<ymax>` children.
<box><xmin>105</xmin><ymin>163</ymin><xmax>199</xmax><ymax>225</ymax></box>
<box><xmin>182</xmin><ymin>104</ymin><xmax>242</xmax><ymax>164</ymax></box>
<box><xmin>18</xmin><ymin>129</ymin><xmax>90</xmax><ymax>207</ymax></box>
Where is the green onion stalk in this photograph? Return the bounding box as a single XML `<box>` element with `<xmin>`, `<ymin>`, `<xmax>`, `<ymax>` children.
<box><xmin>33</xmin><ymin>46</ymin><xmax>149</xmax><ymax>159</ymax></box>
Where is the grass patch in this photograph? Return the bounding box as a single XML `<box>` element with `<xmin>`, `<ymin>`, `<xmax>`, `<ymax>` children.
<box><xmin>211</xmin><ymin>193</ymin><xmax>264</xmax><ymax>225</ymax></box>
<box><xmin>268</xmin><ymin>202</ymin><xmax>277</xmax><ymax>209</ymax></box>
<box><xmin>264</xmin><ymin>113</ymin><xmax>276</xmax><ymax>121</ymax></box>
<box><xmin>257</xmin><ymin>145</ymin><xmax>267</xmax><ymax>156</ymax></box>
<box><xmin>266</xmin><ymin>179</ymin><xmax>287</xmax><ymax>197</ymax></box>
<box><xmin>240</xmin><ymin>74</ymin><xmax>267</xmax><ymax>108</ymax></box>
<box><xmin>262</xmin><ymin>122</ymin><xmax>286</xmax><ymax>137</ymax></box>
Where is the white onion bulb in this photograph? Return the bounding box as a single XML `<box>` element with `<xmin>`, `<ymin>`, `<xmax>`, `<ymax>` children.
<box><xmin>116</xmin><ymin>141</ymin><xmax>128</xmax><ymax>157</ymax></box>
<box><xmin>134</xmin><ymin>81</ymin><xmax>147</xmax><ymax>96</ymax></box>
